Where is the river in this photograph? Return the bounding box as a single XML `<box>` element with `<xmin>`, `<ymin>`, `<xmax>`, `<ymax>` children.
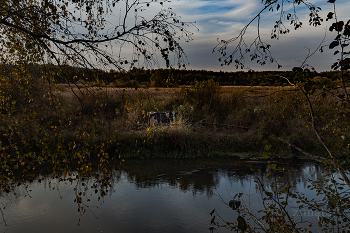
<box><xmin>0</xmin><ymin>158</ymin><xmax>332</xmax><ymax>232</ymax></box>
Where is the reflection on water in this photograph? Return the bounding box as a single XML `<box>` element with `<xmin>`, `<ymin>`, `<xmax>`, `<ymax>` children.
<box><xmin>0</xmin><ymin>159</ymin><xmax>325</xmax><ymax>233</ymax></box>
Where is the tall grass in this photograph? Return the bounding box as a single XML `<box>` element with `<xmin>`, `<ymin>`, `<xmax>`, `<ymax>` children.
<box><xmin>0</xmin><ymin>72</ymin><xmax>332</xmax><ymax>177</ymax></box>
<box><xmin>57</xmin><ymin>79</ymin><xmax>330</xmax><ymax>158</ymax></box>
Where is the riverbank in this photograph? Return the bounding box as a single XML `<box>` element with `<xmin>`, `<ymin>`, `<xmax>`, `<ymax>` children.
<box><xmin>0</xmin><ymin>77</ymin><xmax>340</xmax><ymax>186</ymax></box>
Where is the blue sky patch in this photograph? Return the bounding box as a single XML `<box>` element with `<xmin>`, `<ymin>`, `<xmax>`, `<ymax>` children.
<box><xmin>194</xmin><ymin>5</ymin><xmax>235</xmax><ymax>15</ymax></box>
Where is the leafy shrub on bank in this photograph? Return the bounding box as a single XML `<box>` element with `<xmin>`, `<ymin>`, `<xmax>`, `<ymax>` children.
<box><xmin>175</xmin><ymin>79</ymin><xmax>240</xmax><ymax>123</ymax></box>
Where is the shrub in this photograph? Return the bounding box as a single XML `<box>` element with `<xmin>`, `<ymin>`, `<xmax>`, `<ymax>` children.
<box><xmin>72</xmin><ymin>88</ymin><xmax>123</xmax><ymax>119</ymax></box>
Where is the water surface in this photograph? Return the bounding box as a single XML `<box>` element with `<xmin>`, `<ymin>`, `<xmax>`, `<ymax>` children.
<box><xmin>0</xmin><ymin>159</ymin><xmax>326</xmax><ymax>233</ymax></box>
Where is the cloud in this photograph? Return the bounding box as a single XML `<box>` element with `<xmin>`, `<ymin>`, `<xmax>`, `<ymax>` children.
<box><xmin>162</xmin><ymin>0</ymin><xmax>350</xmax><ymax>71</ymax></box>
<box><xmin>169</xmin><ymin>0</ymin><xmax>261</xmax><ymax>27</ymax></box>
<box><xmin>100</xmin><ymin>0</ymin><xmax>350</xmax><ymax>71</ymax></box>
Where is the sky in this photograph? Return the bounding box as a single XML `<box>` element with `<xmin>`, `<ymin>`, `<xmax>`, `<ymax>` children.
<box><xmin>151</xmin><ymin>0</ymin><xmax>350</xmax><ymax>72</ymax></box>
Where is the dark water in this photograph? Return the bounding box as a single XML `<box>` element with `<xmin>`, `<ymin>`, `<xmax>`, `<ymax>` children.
<box><xmin>0</xmin><ymin>159</ymin><xmax>326</xmax><ymax>233</ymax></box>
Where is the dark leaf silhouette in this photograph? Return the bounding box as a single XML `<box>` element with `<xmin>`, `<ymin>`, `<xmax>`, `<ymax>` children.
<box><xmin>330</xmin><ymin>21</ymin><xmax>344</xmax><ymax>32</ymax></box>
<box><xmin>229</xmin><ymin>200</ymin><xmax>241</xmax><ymax>210</ymax></box>
<box><xmin>329</xmin><ymin>41</ymin><xmax>339</xmax><ymax>49</ymax></box>
<box><xmin>210</xmin><ymin>209</ymin><xmax>215</xmax><ymax>216</ymax></box>
<box><xmin>344</xmin><ymin>26</ymin><xmax>350</xmax><ymax>36</ymax></box>
<box><xmin>237</xmin><ymin>216</ymin><xmax>247</xmax><ymax>231</ymax></box>
<box><xmin>326</xmin><ymin>12</ymin><xmax>334</xmax><ymax>21</ymax></box>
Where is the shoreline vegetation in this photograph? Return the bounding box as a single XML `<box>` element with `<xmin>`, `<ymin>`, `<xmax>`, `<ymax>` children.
<box><xmin>0</xmin><ymin>65</ymin><xmax>348</xmax><ymax>183</ymax></box>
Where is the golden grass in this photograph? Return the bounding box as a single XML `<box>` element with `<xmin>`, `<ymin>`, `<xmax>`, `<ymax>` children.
<box><xmin>54</xmin><ymin>84</ymin><xmax>297</xmax><ymax>101</ymax></box>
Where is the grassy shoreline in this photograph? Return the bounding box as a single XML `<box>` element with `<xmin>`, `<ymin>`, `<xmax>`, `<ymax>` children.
<box><xmin>0</xmin><ymin>76</ymin><xmax>341</xmax><ymax>184</ymax></box>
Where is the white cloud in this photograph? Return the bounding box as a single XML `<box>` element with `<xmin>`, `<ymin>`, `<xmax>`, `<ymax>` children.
<box><xmin>162</xmin><ymin>0</ymin><xmax>350</xmax><ymax>71</ymax></box>
<box><xmin>99</xmin><ymin>0</ymin><xmax>350</xmax><ymax>71</ymax></box>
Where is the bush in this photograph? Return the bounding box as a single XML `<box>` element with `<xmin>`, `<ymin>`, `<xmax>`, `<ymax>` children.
<box><xmin>72</xmin><ymin>89</ymin><xmax>123</xmax><ymax>119</ymax></box>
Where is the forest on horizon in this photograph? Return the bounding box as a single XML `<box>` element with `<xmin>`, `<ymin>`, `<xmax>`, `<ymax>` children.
<box><xmin>7</xmin><ymin>63</ymin><xmax>348</xmax><ymax>87</ymax></box>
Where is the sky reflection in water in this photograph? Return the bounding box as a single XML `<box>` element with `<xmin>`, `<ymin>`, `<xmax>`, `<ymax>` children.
<box><xmin>0</xmin><ymin>159</ymin><xmax>325</xmax><ymax>233</ymax></box>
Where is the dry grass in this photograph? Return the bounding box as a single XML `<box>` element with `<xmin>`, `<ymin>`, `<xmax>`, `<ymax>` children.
<box><xmin>45</xmin><ymin>82</ymin><xmax>340</xmax><ymax>158</ymax></box>
<box><xmin>54</xmin><ymin>84</ymin><xmax>296</xmax><ymax>101</ymax></box>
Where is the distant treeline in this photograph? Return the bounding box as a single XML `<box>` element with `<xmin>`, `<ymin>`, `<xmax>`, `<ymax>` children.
<box><xmin>120</xmin><ymin>68</ymin><xmax>347</xmax><ymax>87</ymax></box>
<box><xmin>4</xmin><ymin>64</ymin><xmax>349</xmax><ymax>86</ymax></box>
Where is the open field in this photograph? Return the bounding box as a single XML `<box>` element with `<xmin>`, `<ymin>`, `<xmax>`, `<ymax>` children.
<box><xmin>47</xmin><ymin>82</ymin><xmax>334</xmax><ymax>160</ymax></box>
<box><xmin>54</xmin><ymin>84</ymin><xmax>297</xmax><ymax>103</ymax></box>
<box><xmin>56</xmin><ymin>84</ymin><xmax>350</xmax><ymax>100</ymax></box>
<box><xmin>2</xmin><ymin>75</ymin><xmax>347</xmax><ymax>181</ymax></box>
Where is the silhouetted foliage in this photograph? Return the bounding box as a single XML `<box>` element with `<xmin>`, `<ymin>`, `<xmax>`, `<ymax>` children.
<box><xmin>210</xmin><ymin>0</ymin><xmax>350</xmax><ymax>232</ymax></box>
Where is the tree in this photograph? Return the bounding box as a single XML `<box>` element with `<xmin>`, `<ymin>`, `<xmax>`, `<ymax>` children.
<box><xmin>210</xmin><ymin>0</ymin><xmax>350</xmax><ymax>232</ymax></box>
<box><xmin>0</xmin><ymin>0</ymin><xmax>194</xmax><ymax>69</ymax></box>
<box><xmin>214</xmin><ymin>0</ymin><xmax>324</xmax><ymax>69</ymax></box>
<box><xmin>0</xmin><ymin>0</ymin><xmax>195</xmax><ymax>191</ymax></box>
<box><xmin>215</xmin><ymin>0</ymin><xmax>350</xmax><ymax>181</ymax></box>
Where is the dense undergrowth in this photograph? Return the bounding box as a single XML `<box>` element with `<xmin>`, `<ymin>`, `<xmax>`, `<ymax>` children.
<box><xmin>0</xmin><ymin>65</ymin><xmax>348</xmax><ymax>189</ymax></box>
